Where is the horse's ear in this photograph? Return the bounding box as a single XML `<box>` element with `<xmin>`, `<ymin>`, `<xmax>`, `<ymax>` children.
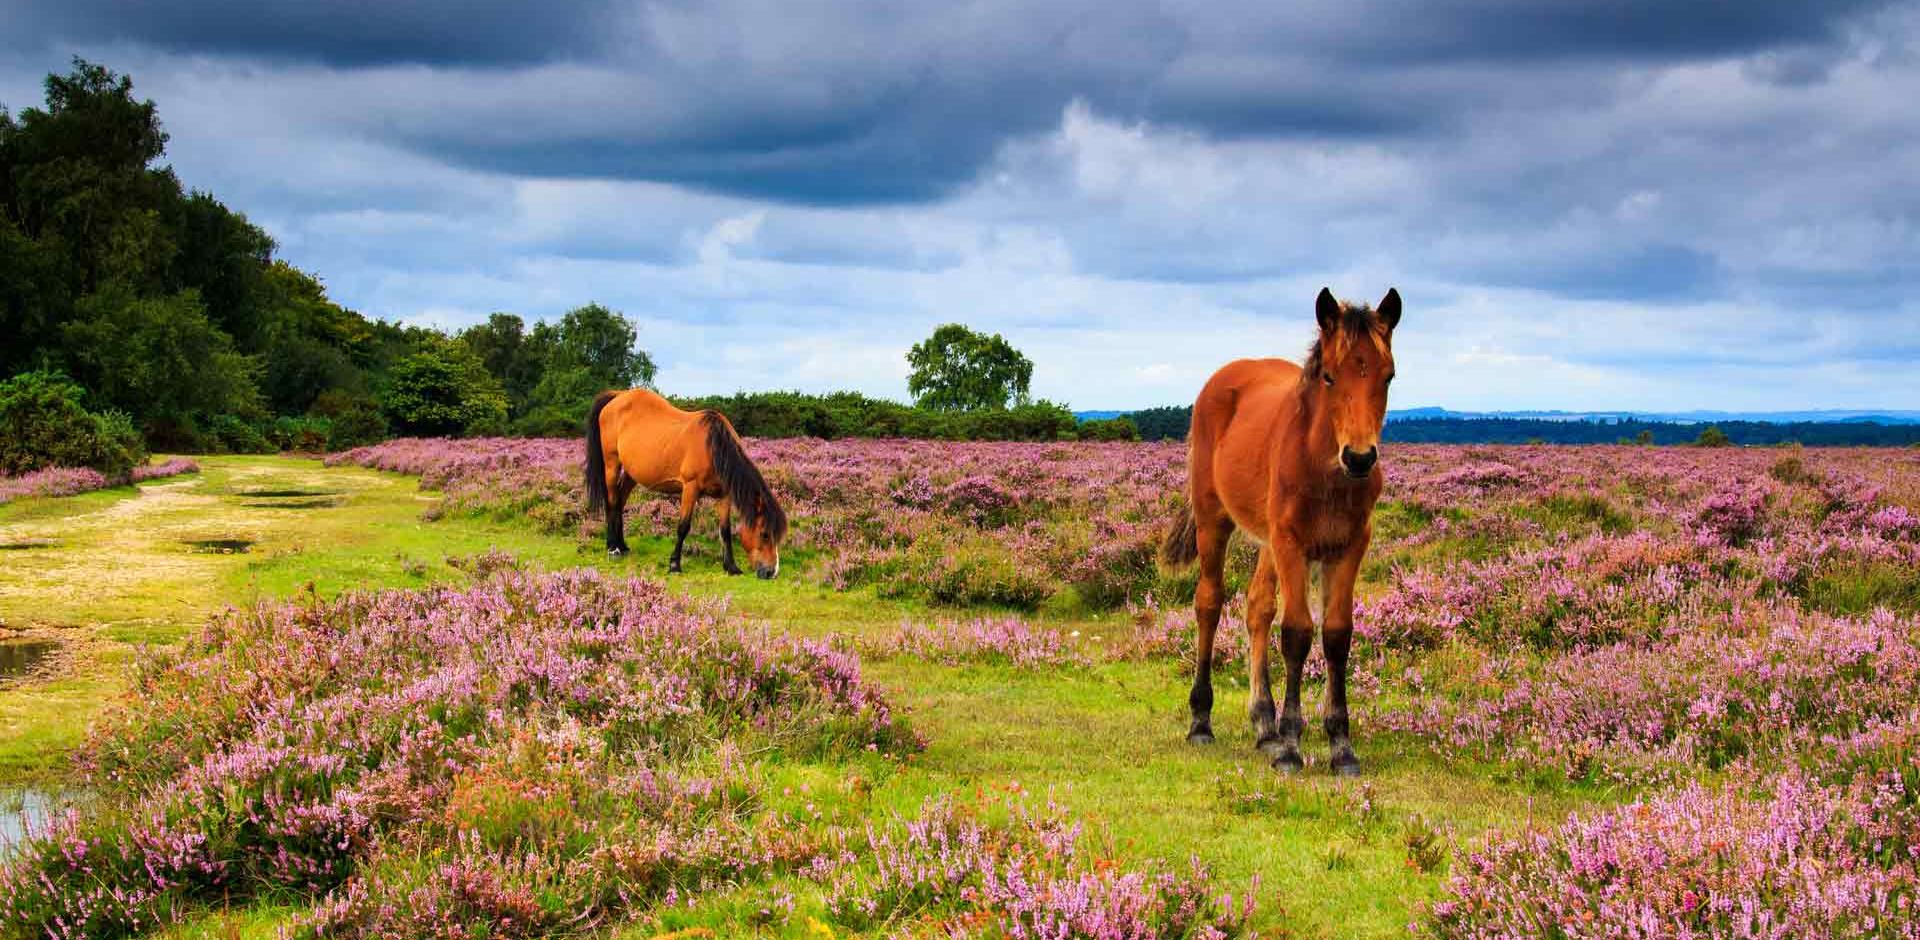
<box><xmin>1377</xmin><ymin>288</ymin><xmax>1402</xmax><ymax>330</ymax></box>
<box><xmin>1315</xmin><ymin>287</ymin><xmax>1340</xmax><ymax>333</ymax></box>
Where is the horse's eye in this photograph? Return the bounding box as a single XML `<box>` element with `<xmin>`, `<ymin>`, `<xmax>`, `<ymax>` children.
<box><xmin>1322</xmin><ymin>373</ymin><xmax>1335</xmax><ymax>388</ymax></box>
<box><xmin>1385</xmin><ymin>372</ymin><xmax>1395</xmax><ymax>385</ymax></box>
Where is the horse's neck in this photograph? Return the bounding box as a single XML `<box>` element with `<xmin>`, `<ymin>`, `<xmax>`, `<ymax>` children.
<box><xmin>1293</xmin><ymin>385</ymin><xmax>1337</xmax><ymax>465</ymax></box>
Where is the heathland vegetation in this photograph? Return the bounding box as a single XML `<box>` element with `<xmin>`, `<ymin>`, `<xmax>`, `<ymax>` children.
<box><xmin>6</xmin><ymin>56</ymin><xmax>1920</xmax><ymax>940</ymax></box>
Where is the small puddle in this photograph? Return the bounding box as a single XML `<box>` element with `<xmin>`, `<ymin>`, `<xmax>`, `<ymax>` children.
<box><xmin>184</xmin><ymin>538</ymin><xmax>254</xmax><ymax>554</ymax></box>
<box><xmin>1</xmin><ymin>789</ymin><xmax>69</xmax><ymax>858</ymax></box>
<box><xmin>242</xmin><ymin>497</ymin><xmax>343</xmax><ymax>510</ymax></box>
<box><xmin>0</xmin><ymin>540</ymin><xmax>58</xmax><ymax>551</ymax></box>
<box><xmin>0</xmin><ymin>639</ymin><xmax>56</xmax><ymax>679</ymax></box>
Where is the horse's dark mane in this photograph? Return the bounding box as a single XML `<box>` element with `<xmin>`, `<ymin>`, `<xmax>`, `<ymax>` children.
<box><xmin>1301</xmin><ymin>302</ymin><xmax>1380</xmax><ymax>384</ymax></box>
<box><xmin>703</xmin><ymin>412</ymin><xmax>787</xmax><ymax>541</ymax></box>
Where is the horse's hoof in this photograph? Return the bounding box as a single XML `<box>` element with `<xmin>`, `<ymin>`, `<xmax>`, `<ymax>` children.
<box><xmin>1270</xmin><ymin>749</ymin><xmax>1306</xmax><ymax>773</ymax></box>
<box><xmin>1330</xmin><ymin>748</ymin><xmax>1361</xmax><ymax>777</ymax></box>
<box><xmin>724</xmin><ymin>567</ymin><xmax>743</xmax><ymax>577</ymax></box>
<box><xmin>607</xmin><ymin>547</ymin><xmax>626</xmax><ymax>558</ymax></box>
<box><xmin>667</xmin><ymin>563</ymin><xmax>682</xmax><ymax>574</ymax></box>
<box><xmin>1186</xmin><ymin>727</ymin><xmax>1215</xmax><ymax>745</ymax></box>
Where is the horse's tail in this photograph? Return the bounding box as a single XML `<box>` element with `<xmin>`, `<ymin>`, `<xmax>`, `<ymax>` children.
<box><xmin>1159</xmin><ymin>500</ymin><xmax>1199</xmax><ymax>569</ymax></box>
<box><xmin>584</xmin><ymin>390</ymin><xmax>619</xmax><ymax>514</ymax></box>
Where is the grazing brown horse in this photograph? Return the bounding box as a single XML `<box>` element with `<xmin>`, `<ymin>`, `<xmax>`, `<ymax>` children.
<box><xmin>1161</xmin><ymin>287</ymin><xmax>1401</xmax><ymax>775</ymax></box>
<box><xmin>584</xmin><ymin>388</ymin><xmax>787</xmax><ymax>578</ymax></box>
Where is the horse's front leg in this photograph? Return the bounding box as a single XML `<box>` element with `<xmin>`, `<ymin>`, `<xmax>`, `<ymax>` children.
<box><xmin>1267</xmin><ymin>540</ymin><xmax>1313</xmax><ymax>772</ymax></box>
<box><xmin>668</xmin><ymin>486</ymin><xmax>697</xmax><ymax>573</ymax></box>
<box><xmin>1321</xmin><ymin>527</ymin><xmax>1370</xmax><ymax>776</ymax></box>
<box><xmin>717</xmin><ymin>501</ymin><xmax>743</xmax><ymax>576</ymax></box>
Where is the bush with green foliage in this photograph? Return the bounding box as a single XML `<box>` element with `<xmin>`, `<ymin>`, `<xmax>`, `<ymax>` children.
<box><xmin>379</xmin><ymin>344</ymin><xmax>509</xmax><ymax>437</ymax></box>
<box><xmin>1076</xmin><ymin>415</ymin><xmax>1140</xmax><ymax>441</ymax></box>
<box><xmin>1694</xmin><ymin>425</ymin><xmax>1733</xmax><ymax>447</ymax></box>
<box><xmin>0</xmin><ymin>371</ymin><xmax>145</xmax><ymax>476</ymax></box>
<box><xmin>672</xmin><ymin>390</ymin><xmax>1077</xmax><ymax>442</ymax></box>
<box><xmin>308</xmin><ymin>389</ymin><xmax>388</xmax><ymax>450</ymax></box>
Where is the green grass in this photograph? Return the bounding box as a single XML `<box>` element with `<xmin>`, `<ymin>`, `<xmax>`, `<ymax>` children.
<box><xmin>0</xmin><ymin>455</ymin><xmax>1609</xmax><ymax>939</ymax></box>
<box><xmin>1801</xmin><ymin>560</ymin><xmax>1920</xmax><ymax>616</ymax></box>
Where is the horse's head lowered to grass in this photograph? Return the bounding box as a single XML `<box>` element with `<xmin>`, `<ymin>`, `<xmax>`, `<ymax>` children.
<box><xmin>705</xmin><ymin>413</ymin><xmax>788</xmax><ymax>579</ymax></box>
<box><xmin>1303</xmin><ymin>287</ymin><xmax>1402</xmax><ymax>480</ymax></box>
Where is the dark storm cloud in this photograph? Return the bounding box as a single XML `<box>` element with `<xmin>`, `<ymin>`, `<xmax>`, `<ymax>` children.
<box><xmin>4</xmin><ymin>0</ymin><xmax>1894</xmax><ymax>204</ymax></box>
<box><xmin>2</xmin><ymin>0</ymin><xmax>619</xmax><ymax>65</ymax></box>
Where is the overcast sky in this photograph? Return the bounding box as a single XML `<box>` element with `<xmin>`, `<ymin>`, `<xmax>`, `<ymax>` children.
<box><xmin>5</xmin><ymin>0</ymin><xmax>1918</xmax><ymax>410</ymax></box>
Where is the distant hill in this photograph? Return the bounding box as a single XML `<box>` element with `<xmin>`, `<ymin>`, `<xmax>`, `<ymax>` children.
<box><xmin>1380</xmin><ymin>407</ymin><xmax>1920</xmax><ymax>426</ymax></box>
<box><xmin>1082</xmin><ymin>405</ymin><xmax>1920</xmax><ymax>446</ymax></box>
<box><xmin>1078</xmin><ymin>407</ymin><xmax>1920</xmax><ymax>426</ymax></box>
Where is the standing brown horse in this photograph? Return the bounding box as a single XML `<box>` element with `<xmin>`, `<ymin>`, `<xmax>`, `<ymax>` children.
<box><xmin>584</xmin><ymin>388</ymin><xmax>787</xmax><ymax>578</ymax></box>
<box><xmin>1161</xmin><ymin>287</ymin><xmax>1401</xmax><ymax>775</ymax></box>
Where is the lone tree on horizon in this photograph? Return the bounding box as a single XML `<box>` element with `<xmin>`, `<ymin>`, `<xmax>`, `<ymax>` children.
<box><xmin>906</xmin><ymin>324</ymin><xmax>1033</xmax><ymax>412</ymax></box>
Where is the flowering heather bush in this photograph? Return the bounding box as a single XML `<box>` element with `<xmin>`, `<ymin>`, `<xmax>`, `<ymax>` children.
<box><xmin>1380</xmin><ymin>604</ymin><xmax>1920</xmax><ymax>784</ymax></box>
<box><xmin>0</xmin><ymin>458</ymin><xmax>197</xmax><ymax>505</ymax></box>
<box><xmin>0</xmin><ymin>466</ymin><xmax>108</xmax><ymax>504</ymax></box>
<box><xmin>0</xmin><ymin>570</ymin><xmax>914</xmax><ymax>939</ymax></box>
<box><xmin>820</xmin><ymin>797</ymin><xmax>1256</xmax><ymax>939</ymax></box>
<box><xmin>330</xmin><ymin>437</ymin><xmax>1191</xmax><ymax>609</ymax></box>
<box><xmin>1422</xmin><ymin>769</ymin><xmax>1920</xmax><ymax>939</ymax></box>
<box><xmin>127</xmin><ymin>457</ymin><xmax>199</xmax><ymax>483</ymax></box>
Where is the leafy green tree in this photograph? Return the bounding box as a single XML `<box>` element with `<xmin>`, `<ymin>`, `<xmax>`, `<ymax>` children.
<box><xmin>1</xmin><ymin>59</ymin><xmax>399</xmax><ymax>450</ymax></box>
<box><xmin>60</xmin><ymin>287</ymin><xmax>261</xmax><ymax>426</ymax></box>
<box><xmin>510</xmin><ymin>304</ymin><xmax>656</xmax><ymax>432</ymax></box>
<box><xmin>531</xmin><ymin>303</ymin><xmax>655</xmax><ymax>389</ymax></box>
<box><xmin>458</xmin><ymin>313</ymin><xmax>545</xmax><ymax>413</ymax></box>
<box><xmin>380</xmin><ymin>341</ymin><xmax>508</xmax><ymax>437</ymax></box>
<box><xmin>2</xmin><ymin>59</ymin><xmax>177</xmax><ymax>297</ymax></box>
<box><xmin>906</xmin><ymin>324</ymin><xmax>1034</xmax><ymax>412</ymax></box>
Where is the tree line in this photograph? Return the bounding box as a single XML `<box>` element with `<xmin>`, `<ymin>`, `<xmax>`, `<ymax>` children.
<box><xmin>0</xmin><ymin>59</ymin><xmax>656</xmax><ymax>468</ymax></box>
<box><xmin>0</xmin><ymin>60</ymin><xmax>1129</xmax><ymax>475</ymax></box>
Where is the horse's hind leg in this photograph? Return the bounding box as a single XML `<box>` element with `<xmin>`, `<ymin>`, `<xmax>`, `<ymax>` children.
<box><xmin>717</xmin><ymin>500</ymin><xmax>743</xmax><ymax>576</ymax></box>
<box><xmin>667</xmin><ymin>485</ymin><xmax>697</xmax><ymax>573</ymax></box>
<box><xmin>606</xmin><ymin>469</ymin><xmax>636</xmax><ymax>556</ymax></box>
<box><xmin>1187</xmin><ymin>506</ymin><xmax>1233</xmax><ymax>744</ymax></box>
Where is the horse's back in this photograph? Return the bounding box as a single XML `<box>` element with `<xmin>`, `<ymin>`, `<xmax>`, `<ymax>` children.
<box><xmin>602</xmin><ymin>388</ymin><xmax>704</xmax><ymax>491</ymax></box>
<box><xmin>1191</xmin><ymin>358</ymin><xmax>1300</xmax><ymax>445</ymax></box>
<box><xmin>1189</xmin><ymin>358</ymin><xmax>1304</xmax><ymax>530</ymax></box>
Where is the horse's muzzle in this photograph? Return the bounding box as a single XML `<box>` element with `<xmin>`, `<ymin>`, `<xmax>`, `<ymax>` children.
<box><xmin>1339</xmin><ymin>446</ymin><xmax>1378</xmax><ymax>479</ymax></box>
<box><xmin>755</xmin><ymin>564</ymin><xmax>777</xmax><ymax>580</ymax></box>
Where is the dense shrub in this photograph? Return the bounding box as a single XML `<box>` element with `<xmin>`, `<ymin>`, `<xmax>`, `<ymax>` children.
<box><xmin>0</xmin><ymin>371</ymin><xmax>146</xmax><ymax>476</ymax></box>
<box><xmin>1422</xmin><ymin>770</ymin><xmax>1920</xmax><ymax>939</ymax></box>
<box><xmin>308</xmin><ymin>390</ymin><xmax>388</xmax><ymax>450</ymax></box>
<box><xmin>380</xmin><ymin>346</ymin><xmax>509</xmax><ymax>437</ymax></box>
<box><xmin>1076</xmin><ymin>415</ymin><xmax>1141</xmax><ymax>441</ymax></box>
<box><xmin>265</xmin><ymin>415</ymin><xmax>332</xmax><ymax>452</ymax></box>
<box><xmin>672</xmin><ymin>390</ymin><xmax>1077</xmax><ymax>442</ymax></box>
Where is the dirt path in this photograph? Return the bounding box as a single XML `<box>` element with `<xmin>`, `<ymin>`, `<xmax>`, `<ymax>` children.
<box><xmin>0</xmin><ymin>457</ymin><xmax>409</xmax><ymax>637</ymax></box>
